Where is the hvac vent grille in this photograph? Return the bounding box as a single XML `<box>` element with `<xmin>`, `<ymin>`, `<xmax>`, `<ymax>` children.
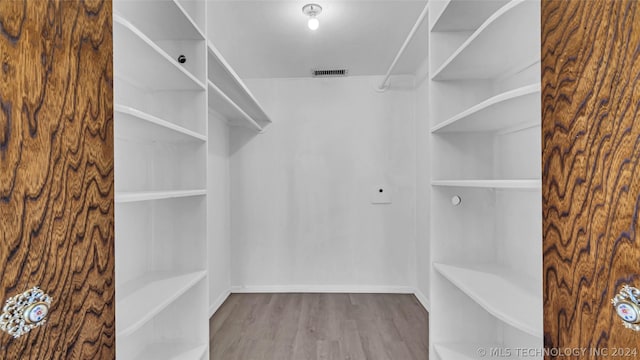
<box><xmin>312</xmin><ymin>69</ymin><xmax>348</xmax><ymax>77</ymax></box>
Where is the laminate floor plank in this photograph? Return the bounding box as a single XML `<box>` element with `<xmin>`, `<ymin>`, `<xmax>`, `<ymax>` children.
<box><xmin>210</xmin><ymin>293</ymin><xmax>429</xmax><ymax>360</ymax></box>
<box><xmin>339</xmin><ymin>319</ymin><xmax>367</xmax><ymax>360</ymax></box>
<box><xmin>317</xmin><ymin>340</ymin><xmax>342</xmax><ymax>360</ymax></box>
<box><xmin>211</xmin><ymin>294</ymin><xmax>242</xmax><ymax>338</ymax></box>
<box><xmin>356</xmin><ymin>318</ymin><xmax>392</xmax><ymax>360</ymax></box>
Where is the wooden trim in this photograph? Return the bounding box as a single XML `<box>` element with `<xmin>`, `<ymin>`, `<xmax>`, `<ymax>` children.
<box><xmin>0</xmin><ymin>0</ymin><xmax>114</xmax><ymax>357</ymax></box>
<box><xmin>542</xmin><ymin>0</ymin><xmax>640</xmax><ymax>354</ymax></box>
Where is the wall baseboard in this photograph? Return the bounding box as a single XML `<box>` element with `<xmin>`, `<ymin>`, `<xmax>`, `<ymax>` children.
<box><xmin>209</xmin><ymin>289</ymin><xmax>232</xmax><ymax>318</ymax></box>
<box><xmin>219</xmin><ymin>285</ymin><xmax>430</xmax><ymax>314</ymax></box>
<box><xmin>413</xmin><ymin>288</ymin><xmax>431</xmax><ymax>312</ymax></box>
<box><xmin>230</xmin><ymin>285</ymin><xmax>415</xmax><ymax>294</ymax></box>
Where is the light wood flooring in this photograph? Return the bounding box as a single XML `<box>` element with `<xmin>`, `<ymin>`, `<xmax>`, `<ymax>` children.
<box><xmin>209</xmin><ymin>293</ymin><xmax>429</xmax><ymax>360</ymax></box>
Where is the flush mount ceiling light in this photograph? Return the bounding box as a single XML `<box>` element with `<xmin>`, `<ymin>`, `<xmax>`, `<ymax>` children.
<box><xmin>302</xmin><ymin>3</ymin><xmax>322</xmax><ymax>31</ymax></box>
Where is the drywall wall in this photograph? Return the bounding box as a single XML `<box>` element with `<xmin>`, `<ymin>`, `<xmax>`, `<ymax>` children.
<box><xmin>230</xmin><ymin>75</ymin><xmax>417</xmax><ymax>291</ymax></box>
<box><xmin>208</xmin><ymin>110</ymin><xmax>231</xmax><ymax>316</ymax></box>
<box><xmin>414</xmin><ymin>57</ymin><xmax>431</xmax><ymax>309</ymax></box>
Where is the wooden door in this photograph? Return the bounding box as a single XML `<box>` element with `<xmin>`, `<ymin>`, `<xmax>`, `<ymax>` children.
<box><xmin>543</xmin><ymin>0</ymin><xmax>640</xmax><ymax>357</ymax></box>
<box><xmin>0</xmin><ymin>0</ymin><xmax>114</xmax><ymax>359</ymax></box>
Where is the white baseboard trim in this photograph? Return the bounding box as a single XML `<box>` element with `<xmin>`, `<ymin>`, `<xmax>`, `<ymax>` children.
<box><xmin>413</xmin><ymin>288</ymin><xmax>431</xmax><ymax>312</ymax></box>
<box><xmin>209</xmin><ymin>289</ymin><xmax>231</xmax><ymax>318</ymax></box>
<box><xmin>230</xmin><ymin>285</ymin><xmax>415</xmax><ymax>294</ymax></box>
<box><xmin>224</xmin><ymin>285</ymin><xmax>430</xmax><ymax>313</ymax></box>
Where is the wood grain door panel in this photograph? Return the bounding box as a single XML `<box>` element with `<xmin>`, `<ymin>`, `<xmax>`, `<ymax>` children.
<box><xmin>0</xmin><ymin>0</ymin><xmax>114</xmax><ymax>358</ymax></box>
<box><xmin>542</xmin><ymin>0</ymin><xmax>640</xmax><ymax>356</ymax></box>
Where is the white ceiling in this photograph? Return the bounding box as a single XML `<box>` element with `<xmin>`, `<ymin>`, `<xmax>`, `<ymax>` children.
<box><xmin>206</xmin><ymin>0</ymin><xmax>428</xmax><ymax>79</ymax></box>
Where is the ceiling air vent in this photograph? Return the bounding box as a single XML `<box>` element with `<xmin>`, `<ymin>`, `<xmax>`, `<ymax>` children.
<box><xmin>312</xmin><ymin>69</ymin><xmax>348</xmax><ymax>77</ymax></box>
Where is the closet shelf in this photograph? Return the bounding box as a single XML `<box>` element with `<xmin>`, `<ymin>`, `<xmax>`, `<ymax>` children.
<box><xmin>434</xmin><ymin>343</ymin><xmax>519</xmax><ymax>360</ymax></box>
<box><xmin>114</xmin><ymin>0</ymin><xmax>204</xmax><ymax>40</ymax></box>
<box><xmin>115</xmin><ymin>105</ymin><xmax>207</xmax><ymax>143</ymax></box>
<box><xmin>434</xmin><ymin>263</ymin><xmax>542</xmax><ymax>337</ymax></box>
<box><xmin>431</xmin><ymin>179</ymin><xmax>541</xmax><ymax>189</ymax></box>
<box><xmin>132</xmin><ymin>343</ymin><xmax>208</xmax><ymax>360</ymax></box>
<box><xmin>113</xmin><ymin>15</ymin><xmax>206</xmax><ymax>91</ymax></box>
<box><xmin>431</xmin><ymin>0</ymin><xmax>539</xmax><ymax>80</ymax></box>
<box><xmin>431</xmin><ymin>84</ymin><xmax>540</xmax><ymax>133</ymax></box>
<box><xmin>207</xmin><ymin>42</ymin><xmax>272</xmax><ymax>129</ymax></box>
<box><xmin>431</xmin><ymin>0</ymin><xmax>509</xmax><ymax>32</ymax></box>
<box><xmin>116</xmin><ymin>271</ymin><xmax>206</xmax><ymax>337</ymax></box>
<box><xmin>208</xmin><ymin>80</ymin><xmax>262</xmax><ymax>131</ymax></box>
<box><xmin>115</xmin><ymin>189</ymin><xmax>207</xmax><ymax>203</ymax></box>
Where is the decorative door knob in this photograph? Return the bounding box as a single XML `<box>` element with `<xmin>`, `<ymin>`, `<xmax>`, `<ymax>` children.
<box><xmin>611</xmin><ymin>285</ymin><xmax>640</xmax><ymax>331</ymax></box>
<box><xmin>0</xmin><ymin>287</ymin><xmax>52</xmax><ymax>338</ymax></box>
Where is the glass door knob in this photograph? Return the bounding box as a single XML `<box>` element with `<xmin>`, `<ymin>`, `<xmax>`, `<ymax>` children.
<box><xmin>612</xmin><ymin>285</ymin><xmax>640</xmax><ymax>331</ymax></box>
<box><xmin>24</xmin><ymin>302</ymin><xmax>49</xmax><ymax>324</ymax></box>
<box><xmin>0</xmin><ymin>287</ymin><xmax>52</xmax><ymax>338</ymax></box>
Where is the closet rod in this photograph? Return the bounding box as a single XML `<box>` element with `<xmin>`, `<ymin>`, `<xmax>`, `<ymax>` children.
<box><xmin>376</xmin><ymin>2</ymin><xmax>429</xmax><ymax>92</ymax></box>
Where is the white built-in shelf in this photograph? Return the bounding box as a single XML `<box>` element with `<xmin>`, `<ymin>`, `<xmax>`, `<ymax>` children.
<box><xmin>431</xmin><ymin>84</ymin><xmax>540</xmax><ymax>133</ymax></box>
<box><xmin>114</xmin><ymin>0</ymin><xmax>204</xmax><ymax>40</ymax></box>
<box><xmin>114</xmin><ymin>3</ymin><xmax>208</xmax><ymax>358</ymax></box>
<box><xmin>115</xmin><ymin>105</ymin><xmax>207</xmax><ymax>143</ymax></box>
<box><xmin>133</xmin><ymin>344</ymin><xmax>208</xmax><ymax>360</ymax></box>
<box><xmin>431</xmin><ymin>0</ymin><xmax>509</xmax><ymax>32</ymax></box>
<box><xmin>432</xmin><ymin>0</ymin><xmax>539</xmax><ymax>80</ymax></box>
<box><xmin>431</xmin><ymin>179</ymin><xmax>541</xmax><ymax>189</ymax></box>
<box><xmin>115</xmin><ymin>189</ymin><xmax>207</xmax><ymax>203</ymax></box>
<box><xmin>434</xmin><ymin>343</ymin><xmax>519</xmax><ymax>360</ymax></box>
<box><xmin>113</xmin><ymin>16</ymin><xmax>205</xmax><ymax>91</ymax></box>
<box><xmin>208</xmin><ymin>80</ymin><xmax>262</xmax><ymax>131</ymax></box>
<box><xmin>434</xmin><ymin>263</ymin><xmax>542</xmax><ymax>337</ymax></box>
<box><xmin>207</xmin><ymin>42</ymin><xmax>272</xmax><ymax>129</ymax></box>
<box><xmin>116</xmin><ymin>271</ymin><xmax>206</xmax><ymax>337</ymax></box>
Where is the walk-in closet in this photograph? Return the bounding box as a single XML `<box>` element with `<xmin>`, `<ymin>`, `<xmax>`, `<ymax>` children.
<box><xmin>2</xmin><ymin>1</ymin><xmax>639</xmax><ymax>359</ymax></box>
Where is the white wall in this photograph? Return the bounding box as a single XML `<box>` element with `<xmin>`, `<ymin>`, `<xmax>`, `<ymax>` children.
<box><xmin>414</xmin><ymin>58</ymin><xmax>431</xmax><ymax>309</ymax></box>
<box><xmin>208</xmin><ymin>111</ymin><xmax>231</xmax><ymax>316</ymax></box>
<box><xmin>229</xmin><ymin>75</ymin><xmax>417</xmax><ymax>291</ymax></box>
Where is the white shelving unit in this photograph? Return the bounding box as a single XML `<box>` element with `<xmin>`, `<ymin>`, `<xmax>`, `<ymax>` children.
<box><xmin>113</xmin><ymin>16</ymin><xmax>205</xmax><ymax>90</ymax></box>
<box><xmin>117</xmin><ymin>278</ymin><xmax>208</xmax><ymax>360</ymax></box>
<box><xmin>113</xmin><ymin>0</ymin><xmax>209</xmax><ymax>359</ymax></box>
<box><xmin>115</xmin><ymin>105</ymin><xmax>208</xmax><ymax>143</ymax></box>
<box><xmin>430</xmin><ymin>84</ymin><xmax>540</xmax><ymax>133</ymax></box>
<box><xmin>113</xmin><ymin>0</ymin><xmax>273</xmax><ymax>358</ymax></box>
<box><xmin>434</xmin><ymin>263</ymin><xmax>542</xmax><ymax>336</ymax></box>
<box><xmin>115</xmin><ymin>189</ymin><xmax>207</xmax><ymax>204</ymax></box>
<box><xmin>116</xmin><ymin>271</ymin><xmax>207</xmax><ymax>337</ymax></box>
<box><xmin>431</xmin><ymin>179</ymin><xmax>540</xmax><ymax>190</ymax></box>
<box><xmin>207</xmin><ymin>42</ymin><xmax>273</xmax><ymax>130</ymax></box>
<box><xmin>429</xmin><ymin>0</ymin><xmax>509</xmax><ymax>32</ymax></box>
<box><xmin>207</xmin><ymin>80</ymin><xmax>263</xmax><ymax>131</ymax></box>
<box><xmin>114</xmin><ymin>0</ymin><xmax>205</xmax><ymax>40</ymax></box>
<box><xmin>428</xmin><ymin>0</ymin><xmax>542</xmax><ymax>359</ymax></box>
<box><xmin>431</xmin><ymin>0</ymin><xmax>539</xmax><ymax>80</ymax></box>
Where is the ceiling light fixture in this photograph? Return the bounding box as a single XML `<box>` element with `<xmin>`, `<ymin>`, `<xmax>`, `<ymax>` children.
<box><xmin>302</xmin><ymin>3</ymin><xmax>322</xmax><ymax>31</ymax></box>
